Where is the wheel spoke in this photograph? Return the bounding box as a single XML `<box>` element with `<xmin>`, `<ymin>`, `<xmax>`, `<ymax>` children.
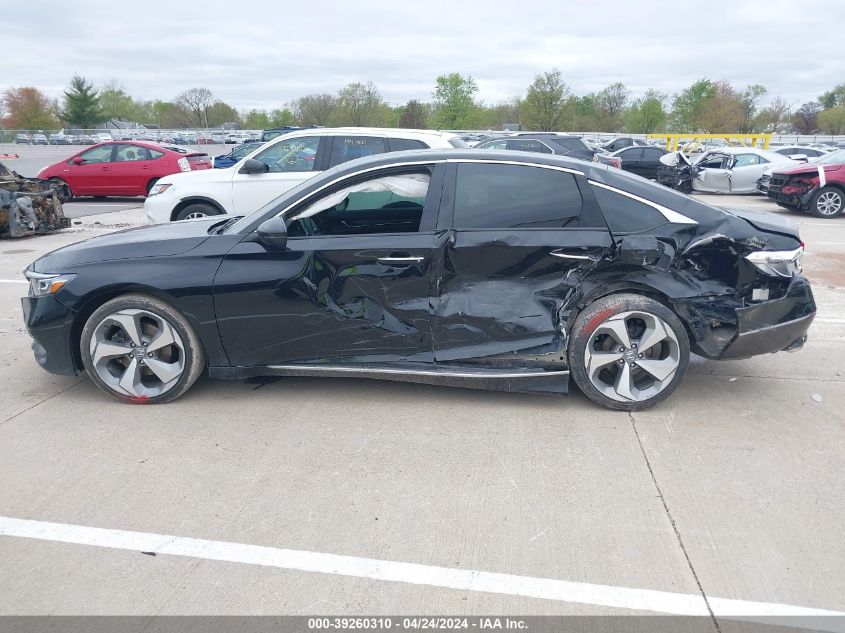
<box><xmin>91</xmin><ymin>340</ymin><xmax>132</xmax><ymax>364</ymax></box>
<box><xmin>613</xmin><ymin>362</ymin><xmax>636</xmax><ymax>401</ymax></box>
<box><xmin>117</xmin><ymin>357</ymin><xmax>143</xmax><ymax>397</ymax></box>
<box><xmin>587</xmin><ymin>350</ymin><xmax>624</xmax><ymax>376</ymax></box>
<box><xmin>109</xmin><ymin>311</ymin><xmax>143</xmax><ymax>346</ymax></box>
<box><xmin>636</xmin><ymin>357</ymin><xmax>677</xmax><ymax>382</ymax></box>
<box><xmin>636</xmin><ymin>319</ymin><xmax>669</xmax><ymax>354</ymax></box>
<box><xmin>595</xmin><ymin>317</ymin><xmax>632</xmax><ymax>349</ymax></box>
<box><xmin>145</xmin><ymin>358</ymin><xmax>182</xmax><ymax>384</ymax></box>
<box><xmin>147</xmin><ymin>321</ymin><xmax>177</xmax><ymax>353</ymax></box>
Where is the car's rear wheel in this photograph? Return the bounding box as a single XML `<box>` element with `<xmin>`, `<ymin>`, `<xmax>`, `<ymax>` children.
<box><xmin>80</xmin><ymin>294</ymin><xmax>205</xmax><ymax>404</ymax></box>
<box><xmin>809</xmin><ymin>187</ymin><xmax>844</xmax><ymax>218</ymax></box>
<box><xmin>569</xmin><ymin>294</ymin><xmax>690</xmax><ymax>411</ymax></box>
<box><xmin>174</xmin><ymin>202</ymin><xmax>222</xmax><ymax>221</ymax></box>
<box><xmin>49</xmin><ymin>178</ymin><xmax>72</xmax><ymax>202</ymax></box>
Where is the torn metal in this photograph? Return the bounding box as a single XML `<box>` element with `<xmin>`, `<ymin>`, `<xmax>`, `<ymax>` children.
<box><xmin>0</xmin><ymin>161</ymin><xmax>69</xmax><ymax>239</ymax></box>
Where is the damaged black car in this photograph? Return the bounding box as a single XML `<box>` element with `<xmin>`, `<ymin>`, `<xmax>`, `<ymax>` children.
<box><xmin>21</xmin><ymin>150</ymin><xmax>815</xmax><ymax>410</ymax></box>
<box><xmin>1</xmin><ymin>161</ymin><xmax>69</xmax><ymax>238</ymax></box>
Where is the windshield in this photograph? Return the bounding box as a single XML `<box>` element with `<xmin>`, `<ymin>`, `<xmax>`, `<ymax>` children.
<box><xmin>817</xmin><ymin>149</ymin><xmax>845</xmax><ymax>164</ymax></box>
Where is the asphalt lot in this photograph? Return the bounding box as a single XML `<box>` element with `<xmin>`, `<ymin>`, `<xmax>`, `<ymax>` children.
<box><xmin>0</xmin><ymin>146</ymin><xmax>844</xmax><ymax>628</ymax></box>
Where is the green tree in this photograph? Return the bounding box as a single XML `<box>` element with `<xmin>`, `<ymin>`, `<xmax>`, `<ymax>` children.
<box><xmin>292</xmin><ymin>93</ymin><xmax>337</xmax><ymax>126</ymax></box>
<box><xmin>206</xmin><ymin>101</ymin><xmax>239</xmax><ymax>127</ymax></box>
<box><xmin>819</xmin><ymin>84</ymin><xmax>845</xmax><ymax>110</ymax></box>
<box><xmin>152</xmin><ymin>100</ymin><xmax>189</xmax><ymax>128</ymax></box>
<box><xmin>269</xmin><ymin>108</ymin><xmax>295</xmax><ymax>127</ymax></box>
<box><xmin>594</xmin><ymin>82</ymin><xmax>629</xmax><ymax>131</ymax></box>
<box><xmin>432</xmin><ymin>73</ymin><xmax>479</xmax><ymax>129</ymax></box>
<box><xmin>336</xmin><ymin>82</ymin><xmax>384</xmax><ymax>126</ymax></box>
<box><xmin>242</xmin><ymin>109</ymin><xmax>271</xmax><ymax>129</ymax></box>
<box><xmin>753</xmin><ymin>96</ymin><xmax>792</xmax><ymax>132</ymax></box>
<box><xmin>483</xmin><ymin>98</ymin><xmax>522</xmax><ymax>130</ymax></box>
<box><xmin>738</xmin><ymin>84</ymin><xmax>767</xmax><ymax>133</ymax></box>
<box><xmin>175</xmin><ymin>88</ymin><xmax>214</xmax><ymax>127</ymax></box>
<box><xmin>698</xmin><ymin>81</ymin><xmax>743</xmax><ymax>132</ymax></box>
<box><xmin>2</xmin><ymin>87</ymin><xmax>58</xmax><ymax>129</ymax></box>
<box><xmin>818</xmin><ymin>105</ymin><xmax>845</xmax><ymax>134</ymax></box>
<box><xmin>521</xmin><ymin>69</ymin><xmax>569</xmax><ymax>131</ymax></box>
<box><xmin>792</xmin><ymin>102</ymin><xmax>822</xmax><ymax>135</ymax></box>
<box><xmin>625</xmin><ymin>89</ymin><xmax>667</xmax><ymax>133</ymax></box>
<box><xmin>670</xmin><ymin>78</ymin><xmax>716</xmax><ymax>131</ymax></box>
<box><xmin>398</xmin><ymin>99</ymin><xmax>428</xmax><ymax>128</ymax></box>
<box><xmin>99</xmin><ymin>83</ymin><xmax>139</xmax><ymax>122</ymax></box>
<box><xmin>59</xmin><ymin>75</ymin><xmax>103</xmax><ymax>128</ymax></box>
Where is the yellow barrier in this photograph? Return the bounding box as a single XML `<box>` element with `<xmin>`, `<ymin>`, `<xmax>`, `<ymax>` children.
<box><xmin>647</xmin><ymin>133</ymin><xmax>772</xmax><ymax>151</ymax></box>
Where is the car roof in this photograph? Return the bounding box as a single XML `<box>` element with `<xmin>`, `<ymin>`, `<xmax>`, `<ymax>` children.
<box><xmin>702</xmin><ymin>146</ymin><xmax>789</xmax><ymax>161</ymax></box>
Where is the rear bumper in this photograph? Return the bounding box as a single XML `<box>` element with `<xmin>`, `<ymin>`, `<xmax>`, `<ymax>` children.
<box><xmin>21</xmin><ymin>294</ymin><xmax>78</xmax><ymax>375</ymax></box>
<box><xmin>719</xmin><ymin>276</ymin><xmax>816</xmax><ymax>360</ymax></box>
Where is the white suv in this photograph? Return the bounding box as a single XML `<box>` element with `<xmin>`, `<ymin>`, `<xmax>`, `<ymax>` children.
<box><xmin>145</xmin><ymin>127</ymin><xmax>465</xmax><ymax>223</ymax></box>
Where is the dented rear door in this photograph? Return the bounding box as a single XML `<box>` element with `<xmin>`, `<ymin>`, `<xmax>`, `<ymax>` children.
<box><xmin>432</xmin><ymin>162</ymin><xmax>612</xmax><ymax>364</ymax></box>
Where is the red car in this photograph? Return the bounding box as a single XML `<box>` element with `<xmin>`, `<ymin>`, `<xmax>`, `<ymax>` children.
<box><xmin>767</xmin><ymin>149</ymin><xmax>845</xmax><ymax>218</ymax></box>
<box><xmin>36</xmin><ymin>141</ymin><xmax>211</xmax><ymax>200</ymax></box>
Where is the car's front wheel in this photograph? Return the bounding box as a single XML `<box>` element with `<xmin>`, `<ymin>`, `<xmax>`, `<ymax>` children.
<box><xmin>80</xmin><ymin>294</ymin><xmax>206</xmax><ymax>404</ymax></box>
<box><xmin>569</xmin><ymin>293</ymin><xmax>690</xmax><ymax>411</ymax></box>
<box><xmin>809</xmin><ymin>186</ymin><xmax>844</xmax><ymax>218</ymax></box>
<box><xmin>174</xmin><ymin>202</ymin><xmax>222</xmax><ymax>221</ymax></box>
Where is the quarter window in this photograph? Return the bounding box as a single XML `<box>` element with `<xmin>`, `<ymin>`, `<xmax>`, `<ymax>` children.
<box><xmin>591</xmin><ymin>185</ymin><xmax>667</xmax><ymax>234</ymax></box>
<box><xmin>254</xmin><ymin>136</ymin><xmax>321</xmax><ymax>172</ymax></box>
<box><xmin>387</xmin><ymin>138</ymin><xmax>428</xmax><ymax>152</ymax></box>
<box><xmin>329</xmin><ymin>136</ymin><xmax>386</xmax><ymax>168</ymax></box>
<box><xmin>453</xmin><ymin>163</ymin><xmax>583</xmax><ymax>229</ymax></box>
<box><xmin>733</xmin><ymin>154</ymin><xmax>761</xmax><ymax>167</ymax></box>
<box><xmin>149</xmin><ymin>149</ymin><xmax>164</xmax><ymax>159</ymax></box>
<box><xmin>287</xmin><ymin>171</ymin><xmax>431</xmax><ymax>236</ymax></box>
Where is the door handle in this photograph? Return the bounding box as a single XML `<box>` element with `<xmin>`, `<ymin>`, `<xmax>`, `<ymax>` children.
<box><xmin>99</xmin><ymin>167</ymin><xmax>109</xmax><ymax>171</ymax></box>
<box><xmin>550</xmin><ymin>249</ymin><xmax>599</xmax><ymax>262</ymax></box>
<box><xmin>377</xmin><ymin>256</ymin><xmax>425</xmax><ymax>266</ymax></box>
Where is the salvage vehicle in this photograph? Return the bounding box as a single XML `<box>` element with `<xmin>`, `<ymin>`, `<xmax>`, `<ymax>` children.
<box><xmin>658</xmin><ymin>147</ymin><xmax>793</xmax><ymax>194</ymax></box>
<box><xmin>144</xmin><ymin>128</ymin><xmax>464</xmax><ymax>223</ymax></box>
<box><xmin>1</xmin><ymin>161</ymin><xmax>69</xmax><ymax>238</ymax></box>
<box><xmin>212</xmin><ymin>141</ymin><xmax>264</xmax><ymax>169</ymax></box>
<box><xmin>772</xmin><ymin>145</ymin><xmax>825</xmax><ymax>160</ymax></box>
<box><xmin>36</xmin><ymin>141</ymin><xmax>211</xmax><ymax>201</ymax></box>
<box><xmin>766</xmin><ymin>149</ymin><xmax>845</xmax><ymax>217</ymax></box>
<box><xmin>22</xmin><ymin>150</ymin><xmax>815</xmax><ymax>410</ymax></box>
<box><xmin>596</xmin><ymin>145</ymin><xmax>667</xmax><ymax>179</ymax></box>
<box><xmin>475</xmin><ymin>134</ymin><xmax>597</xmax><ymax>161</ymax></box>
<box><xmin>600</xmin><ymin>137</ymin><xmax>649</xmax><ymax>153</ymax></box>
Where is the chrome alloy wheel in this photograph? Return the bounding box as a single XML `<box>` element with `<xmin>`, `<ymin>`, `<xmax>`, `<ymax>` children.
<box><xmin>89</xmin><ymin>309</ymin><xmax>185</xmax><ymax>399</ymax></box>
<box><xmin>184</xmin><ymin>211</ymin><xmax>208</xmax><ymax>219</ymax></box>
<box><xmin>816</xmin><ymin>191</ymin><xmax>843</xmax><ymax>216</ymax></box>
<box><xmin>583</xmin><ymin>310</ymin><xmax>681</xmax><ymax>404</ymax></box>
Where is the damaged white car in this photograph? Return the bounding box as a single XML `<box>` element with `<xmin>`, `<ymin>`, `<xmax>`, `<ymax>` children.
<box><xmin>658</xmin><ymin>147</ymin><xmax>794</xmax><ymax>194</ymax></box>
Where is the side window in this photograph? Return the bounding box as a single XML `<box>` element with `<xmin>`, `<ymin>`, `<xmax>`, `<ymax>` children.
<box><xmin>149</xmin><ymin>149</ymin><xmax>164</xmax><ymax>160</ymax></box>
<box><xmin>591</xmin><ymin>186</ymin><xmax>667</xmax><ymax>234</ymax></box>
<box><xmin>733</xmin><ymin>154</ymin><xmax>761</xmax><ymax>167</ymax></box>
<box><xmin>76</xmin><ymin>145</ymin><xmax>113</xmax><ymax>164</ymax></box>
<box><xmin>287</xmin><ymin>171</ymin><xmax>431</xmax><ymax>237</ymax></box>
<box><xmin>619</xmin><ymin>148</ymin><xmax>643</xmax><ymax>159</ymax></box>
<box><xmin>643</xmin><ymin>148</ymin><xmax>665</xmax><ymax>159</ymax></box>
<box><xmin>114</xmin><ymin>145</ymin><xmax>150</xmax><ymax>162</ymax></box>
<box><xmin>253</xmin><ymin>136</ymin><xmax>321</xmax><ymax>172</ymax></box>
<box><xmin>329</xmin><ymin>136</ymin><xmax>386</xmax><ymax>168</ymax></box>
<box><xmin>387</xmin><ymin>138</ymin><xmax>428</xmax><ymax>152</ymax></box>
<box><xmin>699</xmin><ymin>154</ymin><xmax>729</xmax><ymax>169</ymax></box>
<box><xmin>453</xmin><ymin>163</ymin><xmax>583</xmax><ymax>229</ymax></box>
<box><xmin>479</xmin><ymin>139</ymin><xmax>508</xmax><ymax>150</ymax></box>
<box><xmin>509</xmin><ymin>139</ymin><xmax>553</xmax><ymax>154</ymax></box>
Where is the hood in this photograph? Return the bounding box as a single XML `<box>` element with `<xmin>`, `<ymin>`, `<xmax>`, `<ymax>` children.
<box><xmin>721</xmin><ymin>207</ymin><xmax>799</xmax><ymax>239</ymax></box>
<box><xmin>773</xmin><ymin>162</ymin><xmax>842</xmax><ymax>177</ymax></box>
<box><xmin>31</xmin><ymin>216</ymin><xmax>222</xmax><ymax>272</ymax></box>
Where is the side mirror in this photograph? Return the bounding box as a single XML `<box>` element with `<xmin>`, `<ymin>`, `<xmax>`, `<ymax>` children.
<box><xmin>256</xmin><ymin>216</ymin><xmax>287</xmax><ymax>249</ymax></box>
<box><xmin>616</xmin><ymin>235</ymin><xmax>670</xmax><ymax>267</ymax></box>
<box><xmin>239</xmin><ymin>158</ymin><xmax>269</xmax><ymax>174</ymax></box>
<box><xmin>71</xmin><ymin>156</ymin><xmax>85</xmax><ymax>165</ymax></box>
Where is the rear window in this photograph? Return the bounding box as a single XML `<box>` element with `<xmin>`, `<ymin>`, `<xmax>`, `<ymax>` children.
<box><xmin>329</xmin><ymin>136</ymin><xmax>386</xmax><ymax>167</ymax></box>
<box><xmin>453</xmin><ymin>163</ymin><xmax>584</xmax><ymax>229</ymax></box>
<box><xmin>591</xmin><ymin>185</ymin><xmax>667</xmax><ymax>234</ymax></box>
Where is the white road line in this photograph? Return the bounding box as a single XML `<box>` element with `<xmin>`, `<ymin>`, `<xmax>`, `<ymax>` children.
<box><xmin>1</xmin><ymin>516</ymin><xmax>843</xmax><ymax>619</ymax></box>
<box><xmin>0</xmin><ymin>279</ymin><xmax>28</xmax><ymax>284</ymax></box>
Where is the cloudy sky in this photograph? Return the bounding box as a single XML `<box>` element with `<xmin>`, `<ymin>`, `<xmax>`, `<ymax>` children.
<box><xmin>4</xmin><ymin>0</ymin><xmax>844</xmax><ymax>111</ymax></box>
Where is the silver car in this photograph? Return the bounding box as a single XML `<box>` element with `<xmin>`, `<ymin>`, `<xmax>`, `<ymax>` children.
<box><xmin>690</xmin><ymin>147</ymin><xmax>794</xmax><ymax>194</ymax></box>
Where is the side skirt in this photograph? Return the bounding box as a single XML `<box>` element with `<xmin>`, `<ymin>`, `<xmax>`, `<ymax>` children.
<box><xmin>208</xmin><ymin>363</ymin><xmax>569</xmax><ymax>395</ymax></box>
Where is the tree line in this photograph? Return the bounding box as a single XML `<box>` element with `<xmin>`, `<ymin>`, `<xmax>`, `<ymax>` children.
<box><xmin>3</xmin><ymin>72</ymin><xmax>845</xmax><ymax>135</ymax></box>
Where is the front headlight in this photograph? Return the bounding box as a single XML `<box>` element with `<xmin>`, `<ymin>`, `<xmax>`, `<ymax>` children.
<box><xmin>745</xmin><ymin>244</ymin><xmax>803</xmax><ymax>278</ymax></box>
<box><xmin>24</xmin><ymin>271</ymin><xmax>76</xmax><ymax>296</ymax></box>
<box><xmin>148</xmin><ymin>183</ymin><xmax>172</xmax><ymax>196</ymax></box>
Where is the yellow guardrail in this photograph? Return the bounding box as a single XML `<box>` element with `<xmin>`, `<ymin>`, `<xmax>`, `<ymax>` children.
<box><xmin>647</xmin><ymin>133</ymin><xmax>773</xmax><ymax>151</ymax></box>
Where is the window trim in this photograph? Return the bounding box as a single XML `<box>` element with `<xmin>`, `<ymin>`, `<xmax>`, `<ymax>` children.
<box><xmin>589</xmin><ymin>181</ymin><xmax>697</xmax><ymax>225</ymax></box>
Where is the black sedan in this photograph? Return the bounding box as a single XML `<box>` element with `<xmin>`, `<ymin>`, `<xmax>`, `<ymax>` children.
<box><xmin>475</xmin><ymin>135</ymin><xmax>596</xmax><ymax>161</ymax></box>
<box><xmin>22</xmin><ymin>150</ymin><xmax>815</xmax><ymax>410</ymax></box>
<box><xmin>602</xmin><ymin>145</ymin><xmax>668</xmax><ymax>179</ymax></box>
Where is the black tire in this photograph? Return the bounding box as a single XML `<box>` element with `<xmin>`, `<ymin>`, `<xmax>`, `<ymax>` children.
<box><xmin>174</xmin><ymin>202</ymin><xmax>222</xmax><ymax>221</ymax></box>
<box><xmin>809</xmin><ymin>186</ymin><xmax>844</xmax><ymax>218</ymax></box>
<box><xmin>80</xmin><ymin>294</ymin><xmax>206</xmax><ymax>404</ymax></box>
<box><xmin>50</xmin><ymin>178</ymin><xmax>72</xmax><ymax>202</ymax></box>
<box><xmin>568</xmin><ymin>293</ymin><xmax>690</xmax><ymax>411</ymax></box>
<box><xmin>145</xmin><ymin>178</ymin><xmax>159</xmax><ymax>197</ymax></box>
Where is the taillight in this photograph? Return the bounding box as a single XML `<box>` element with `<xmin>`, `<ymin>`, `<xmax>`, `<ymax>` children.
<box><xmin>177</xmin><ymin>157</ymin><xmax>190</xmax><ymax>172</ymax></box>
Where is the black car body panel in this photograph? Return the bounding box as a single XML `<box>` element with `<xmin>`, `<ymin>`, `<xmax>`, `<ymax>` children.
<box><xmin>22</xmin><ymin>149</ymin><xmax>815</xmax><ymax>395</ymax></box>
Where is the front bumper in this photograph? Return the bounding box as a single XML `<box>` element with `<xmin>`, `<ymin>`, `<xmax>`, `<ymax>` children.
<box><xmin>720</xmin><ymin>275</ymin><xmax>816</xmax><ymax>359</ymax></box>
<box><xmin>21</xmin><ymin>294</ymin><xmax>78</xmax><ymax>375</ymax></box>
<box><xmin>144</xmin><ymin>192</ymin><xmax>176</xmax><ymax>224</ymax></box>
